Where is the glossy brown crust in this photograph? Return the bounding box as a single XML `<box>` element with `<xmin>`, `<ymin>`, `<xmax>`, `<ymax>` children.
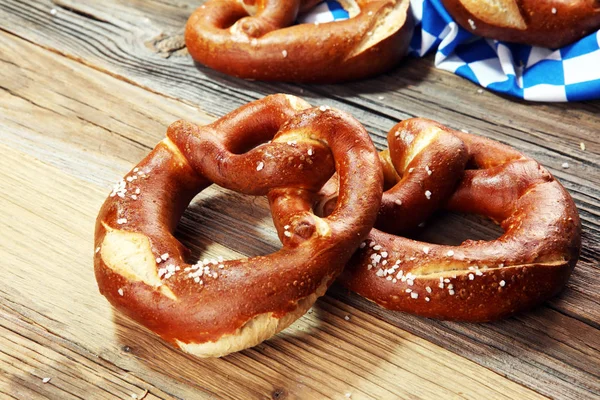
<box><xmin>94</xmin><ymin>94</ymin><xmax>383</xmax><ymax>349</ymax></box>
<box><xmin>335</xmin><ymin>118</ymin><xmax>581</xmax><ymax>321</ymax></box>
<box><xmin>185</xmin><ymin>0</ymin><xmax>413</xmax><ymax>83</ymax></box>
<box><xmin>442</xmin><ymin>0</ymin><xmax>600</xmax><ymax>48</ymax></box>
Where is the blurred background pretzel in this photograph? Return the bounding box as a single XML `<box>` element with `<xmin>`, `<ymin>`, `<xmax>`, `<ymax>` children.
<box><xmin>94</xmin><ymin>94</ymin><xmax>383</xmax><ymax>357</ymax></box>
<box><xmin>441</xmin><ymin>0</ymin><xmax>600</xmax><ymax>48</ymax></box>
<box><xmin>318</xmin><ymin>118</ymin><xmax>581</xmax><ymax>321</ymax></box>
<box><xmin>185</xmin><ymin>0</ymin><xmax>413</xmax><ymax>82</ymax></box>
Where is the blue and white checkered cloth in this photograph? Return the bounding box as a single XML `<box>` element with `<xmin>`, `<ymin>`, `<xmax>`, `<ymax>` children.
<box><xmin>299</xmin><ymin>0</ymin><xmax>600</xmax><ymax>102</ymax></box>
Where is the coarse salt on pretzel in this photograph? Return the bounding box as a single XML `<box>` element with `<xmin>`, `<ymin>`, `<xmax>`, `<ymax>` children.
<box><xmin>94</xmin><ymin>94</ymin><xmax>383</xmax><ymax>357</ymax></box>
<box><xmin>320</xmin><ymin>118</ymin><xmax>581</xmax><ymax>321</ymax></box>
<box><xmin>185</xmin><ymin>0</ymin><xmax>413</xmax><ymax>82</ymax></box>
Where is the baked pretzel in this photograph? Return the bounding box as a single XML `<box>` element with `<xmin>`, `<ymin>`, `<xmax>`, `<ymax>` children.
<box><xmin>185</xmin><ymin>0</ymin><xmax>413</xmax><ymax>82</ymax></box>
<box><xmin>94</xmin><ymin>94</ymin><xmax>383</xmax><ymax>357</ymax></box>
<box><xmin>441</xmin><ymin>0</ymin><xmax>600</xmax><ymax>48</ymax></box>
<box><xmin>318</xmin><ymin>118</ymin><xmax>581</xmax><ymax>321</ymax></box>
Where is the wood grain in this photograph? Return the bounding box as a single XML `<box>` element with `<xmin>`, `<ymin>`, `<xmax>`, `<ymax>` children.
<box><xmin>0</xmin><ymin>31</ymin><xmax>555</xmax><ymax>399</ymax></box>
<box><xmin>0</xmin><ymin>310</ymin><xmax>169</xmax><ymax>400</ymax></box>
<box><xmin>0</xmin><ymin>0</ymin><xmax>598</xmax><ymax>398</ymax></box>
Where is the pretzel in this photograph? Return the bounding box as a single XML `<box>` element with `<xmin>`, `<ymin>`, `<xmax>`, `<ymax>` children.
<box><xmin>319</xmin><ymin>118</ymin><xmax>581</xmax><ymax>321</ymax></box>
<box><xmin>94</xmin><ymin>94</ymin><xmax>383</xmax><ymax>357</ymax></box>
<box><xmin>441</xmin><ymin>0</ymin><xmax>600</xmax><ymax>48</ymax></box>
<box><xmin>185</xmin><ymin>0</ymin><xmax>413</xmax><ymax>82</ymax></box>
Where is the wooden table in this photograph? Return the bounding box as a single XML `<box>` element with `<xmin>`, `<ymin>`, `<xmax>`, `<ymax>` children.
<box><xmin>1</xmin><ymin>1</ymin><xmax>598</xmax><ymax>399</ymax></box>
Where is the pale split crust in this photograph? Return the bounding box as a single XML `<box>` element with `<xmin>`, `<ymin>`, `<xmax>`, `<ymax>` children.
<box><xmin>100</xmin><ymin>226</ymin><xmax>177</xmax><ymax>300</ymax></box>
<box><xmin>458</xmin><ymin>0</ymin><xmax>526</xmax><ymax>29</ymax></box>
<box><xmin>176</xmin><ymin>277</ymin><xmax>330</xmax><ymax>358</ymax></box>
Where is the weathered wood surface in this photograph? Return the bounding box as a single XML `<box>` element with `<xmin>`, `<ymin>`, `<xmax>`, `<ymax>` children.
<box><xmin>0</xmin><ymin>0</ymin><xmax>598</xmax><ymax>398</ymax></box>
<box><xmin>0</xmin><ymin>31</ymin><xmax>554</xmax><ymax>400</ymax></box>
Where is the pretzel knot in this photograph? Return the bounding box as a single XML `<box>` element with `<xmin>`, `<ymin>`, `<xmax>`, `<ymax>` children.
<box><xmin>318</xmin><ymin>118</ymin><xmax>581</xmax><ymax>321</ymax></box>
<box><xmin>185</xmin><ymin>0</ymin><xmax>413</xmax><ymax>82</ymax></box>
<box><xmin>94</xmin><ymin>94</ymin><xmax>383</xmax><ymax>357</ymax></box>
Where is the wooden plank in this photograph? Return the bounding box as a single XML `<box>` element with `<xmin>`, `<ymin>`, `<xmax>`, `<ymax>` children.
<box><xmin>0</xmin><ymin>32</ymin><xmax>551</xmax><ymax>399</ymax></box>
<box><xmin>0</xmin><ymin>16</ymin><xmax>598</xmax><ymax>398</ymax></box>
<box><xmin>0</xmin><ymin>145</ymin><xmax>547</xmax><ymax>399</ymax></box>
<box><xmin>0</xmin><ymin>3</ymin><xmax>598</xmax><ymax>398</ymax></box>
<box><xmin>0</xmin><ymin>310</ymin><xmax>169</xmax><ymax>400</ymax></box>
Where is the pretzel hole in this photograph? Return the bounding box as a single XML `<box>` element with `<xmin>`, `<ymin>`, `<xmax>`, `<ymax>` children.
<box><xmin>227</xmin><ymin>136</ymin><xmax>273</xmax><ymax>155</ymax></box>
<box><xmin>414</xmin><ymin>211</ymin><xmax>503</xmax><ymax>246</ymax></box>
<box><xmin>216</xmin><ymin>7</ymin><xmax>249</xmax><ymax>30</ymax></box>
<box><xmin>174</xmin><ymin>186</ymin><xmax>282</xmax><ymax>264</ymax></box>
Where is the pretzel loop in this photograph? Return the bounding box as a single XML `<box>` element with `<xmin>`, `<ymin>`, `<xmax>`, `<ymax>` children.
<box><xmin>233</xmin><ymin>0</ymin><xmax>318</xmax><ymax>38</ymax></box>
<box><xmin>94</xmin><ymin>94</ymin><xmax>383</xmax><ymax>357</ymax></box>
<box><xmin>185</xmin><ymin>0</ymin><xmax>413</xmax><ymax>82</ymax></box>
<box><xmin>167</xmin><ymin>96</ymin><xmax>336</xmax><ymax>195</ymax></box>
<box><xmin>323</xmin><ymin>118</ymin><xmax>581</xmax><ymax>321</ymax></box>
